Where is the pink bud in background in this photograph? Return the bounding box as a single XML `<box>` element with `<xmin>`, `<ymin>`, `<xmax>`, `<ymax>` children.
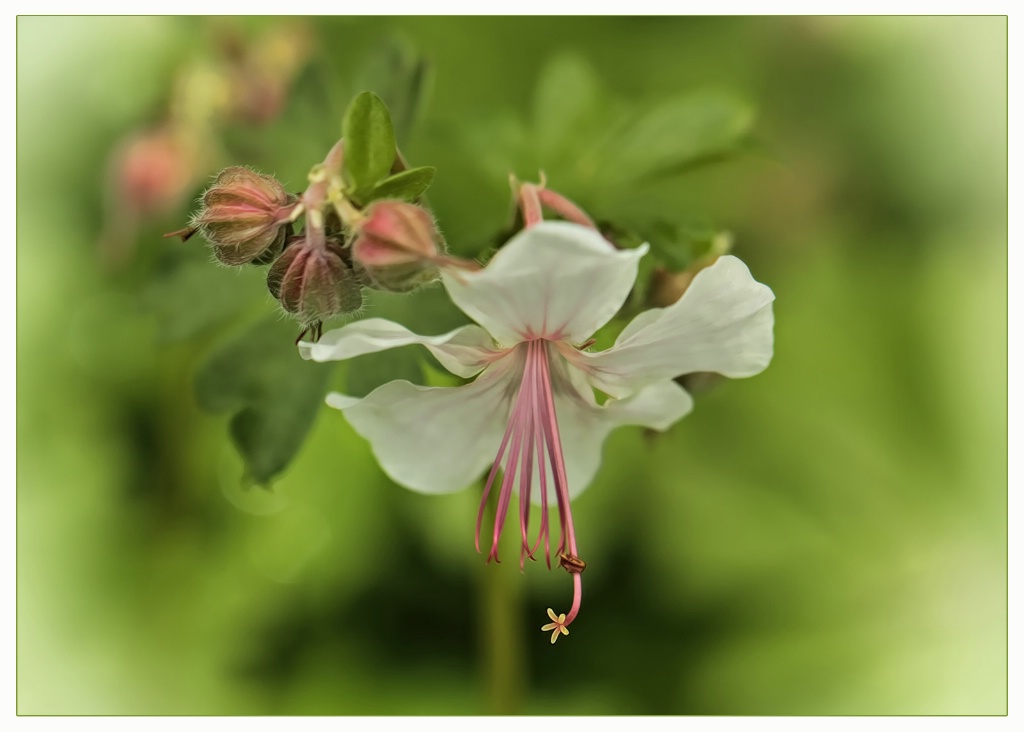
<box><xmin>116</xmin><ymin>127</ymin><xmax>197</xmax><ymax>217</ymax></box>
<box><xmin>99</xmin><ymin>126</ymin><xmax>203</xmax><ymax>267</ymax></box>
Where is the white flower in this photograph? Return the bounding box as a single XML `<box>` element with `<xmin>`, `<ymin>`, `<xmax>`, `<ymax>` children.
<box><xmin>300</xmin><ymin>221</ymin><xmax>775</xmax><ymax>639</ymax></box>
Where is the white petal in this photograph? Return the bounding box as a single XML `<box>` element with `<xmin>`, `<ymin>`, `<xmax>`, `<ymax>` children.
<box><xmin>325</xmin><ymin>365</ymin><xmax>515</xmax><ymax>494</ymax></box>
<box><xmin>441</xmin><ymin>221</ymin><xmax>648</xmax><ymax>346</ymax></box>
<box><xmin>577</xmin><ymin>255</ymin><xmax>775</xmax><ymax>397</ymax></box>
<box><xmin>300</xmin><ymin>317</ymin><xmax>497</xmax><ymax>378</ymax></box>
<box><xmin>553</xmin><ymin>374</ymin><xmax>693</xmax><ymax>499</ymax></box>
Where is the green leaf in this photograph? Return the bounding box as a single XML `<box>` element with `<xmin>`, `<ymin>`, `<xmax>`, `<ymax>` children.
<box><xmin>141</xmin><ymin>253</ymin><xmax>264</xmax><ymax>343</ymax></box>
<box><xmin>638</xmin><ymin>220</ymin><xmax>729</xmax><ymax>272</ymax></box>
<box><xmin>628</xmin><ymin>248</ymin><xmax>659</xmax><ymax>314</ymax></box>
<box><xmin>352</xmin><ymin>38</ymin><xmax>432</xmax><ymax>144</ymax></box>
<box><xmin>533</xmin><ymin>53</ymin><xmax>604</xmax><ymax>162</ymax></box>
<box><xmin>345</xmin><ymin>347</ymin><xmax>423</xmax><ymax>399</ymax></box>
<box><xmin>195</xmin><ymin>316</ymin><xmax>333</xmax><ymax>486</ymax></box>
<box><xmin>369</xmin><ymin>166</ymin><xmax>436</xmax><ymax>202</ymax></box>
<box><xmin>342</xmin><ymin>91</ymin><xmax>397</xmax><ymax>195</ymax></box>
<box><xmin>605</xmin><ymin>91</ymin><xmax>755</xmax><ymax>182</ymax></box>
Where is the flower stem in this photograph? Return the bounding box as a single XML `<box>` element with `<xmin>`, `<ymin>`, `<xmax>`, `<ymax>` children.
<box><xmin>478</xmin><ymin>491</ymin><xmax>525</xmax><ymax>714</ymax></box>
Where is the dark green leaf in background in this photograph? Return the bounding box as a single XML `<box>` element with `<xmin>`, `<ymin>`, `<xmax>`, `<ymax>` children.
<box><xmin>194</xmin><ymin>316</ymin><xmax>333</xmax><ymax>485</ymax></box>
<box><xmin>345</xmin><ymin>347</ymin><xmax>424</xmax><ymax>399</ymax></box>
<box><xmin>532</xmin><ymin>53</ymin><xmax>605</xmax><ymax>166</ymax></box>
<box><xmin>352</xmin><ymin>37</ymin><xmax>432</xmax><ymax>145</ymax></box>
<box><xmin>141</xmin><ymin>254</ymin><xmax>266</xmax><ymax>343</ymax></box>
<box><xmin>606</xmin><ymin>90</ymin><xmax>755</xmax><ymax>182</ymax></box>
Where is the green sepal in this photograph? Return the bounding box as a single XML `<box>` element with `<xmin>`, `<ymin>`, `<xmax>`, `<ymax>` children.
<box><xmin>369</xmin><ymin>166</ymin><xmax>436</xmax><ymax>202</ymax></box>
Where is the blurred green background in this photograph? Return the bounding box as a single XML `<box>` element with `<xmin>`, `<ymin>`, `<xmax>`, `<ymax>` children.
<box><xmin>17</xmin><ymin>16</ymin><xmax>1006</xmax><ymax>715</ymax></box>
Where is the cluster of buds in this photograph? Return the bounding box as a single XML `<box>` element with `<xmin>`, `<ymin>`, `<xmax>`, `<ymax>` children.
<box><xmin>167</xmin><ymin>137</ymin><xmax>448</xmax><ymax>342</ymax></box>
<box><xmin>99</xmin><ymin>22</ymin><xmax>313</xmax><ymax>269</ymax></box>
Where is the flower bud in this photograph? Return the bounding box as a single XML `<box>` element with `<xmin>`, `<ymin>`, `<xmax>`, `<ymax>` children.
<box><xmin>102</xmin><ymin>126</ymin><xmax>201</xmax><ymax>268</ymax></box>
<box><xmin>351</xmin><ymin>200</ymin><xmax>443</xmax><ymax>292</ymax></box>
<box><xmin>115</xmin><ymin>127</ymin><xmax>197</xmax><ymax>218</ymax></box>
<box><xmin>267</xmin><ymin>236</ymin><xmax>363</xmax><ymax>323</ymax></box>
<box><xmin>193</xmin><ymin>167</ymin><xmax>297</xmax><ymax>266</ymax></box>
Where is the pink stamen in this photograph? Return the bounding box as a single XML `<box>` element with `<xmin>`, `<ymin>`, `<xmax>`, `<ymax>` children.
<box><xmin>517</xmin><ymin>409</ymin><xmax>535</xmax><ymax>570</ymax></box>
<box><xmin>475</xmin><ymin>420</ymin><xmax>514</xmax><ymax>554</ymax></box>
<box><xmin>535</xmin><ymin>340</ymin><xmax>583</xmax><ymax>625</ymax></box>
<box><xmin>536</xmin><ymin>187</ymin><xmax>598</xmax><ymax>231</ymax></box>
<box><xmin>530</xmin><ymin>423</ymin><xmax>551</xmax><ymax>569</ymax></box>
<box><xmin>475</xmin><ymin>339</ymin><xmax>585</xmax><ymax>629</ymax></box>
<box><xmin>489</xmin><ymin>422</ymin><xmax>523</xmax><ymax>562</ymax></box>
<box><xmin>518</xmin><ymin>183</ymin><xmax>544</xmax><ymax>228</ymax></box>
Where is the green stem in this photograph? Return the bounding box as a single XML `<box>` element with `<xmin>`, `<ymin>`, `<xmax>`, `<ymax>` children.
<box><xmin>481</xmin><ymin>565</ymin><xmax>524</xmax><ymax>714</ymax></box>
<box><xmin>478</xmin><ymin>496</ymin><xmax>525</xmax><ymax>714</ymax></box>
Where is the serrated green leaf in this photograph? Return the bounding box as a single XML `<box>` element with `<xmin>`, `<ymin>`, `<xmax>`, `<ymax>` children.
<box><xmin>342</xmin><ymin>91</ymin><xmax>396</xmax><ymax>195</ymax></box>
<box><xmin>369</xmin><ymin>166</ymin><xmax>436</xmax><ymax>202</ymax></box>
<box><xmin>195</xmin><ymin>316</ymin><xmax>333</xmax><ymax>485</ymax></box>
<box><xmin>605</xmin><ymin>91</ymin><xmax>755</xmax><ymax>183</ymax></box>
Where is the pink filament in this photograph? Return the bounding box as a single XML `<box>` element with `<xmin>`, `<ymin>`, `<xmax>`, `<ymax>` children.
<box><xmin>536</xmin><ymin>187</ymin><xmax>598</xmax><ymax>231</ymax></box>
<box><xmin>518</xmin><ymin>184</ymin><xmax>544</xmax><ymax>228</ymax></box>
<box><xmin>474</xmin><ymin>340</ymin><xmax>584</xmax><ymax>626</ymax></box>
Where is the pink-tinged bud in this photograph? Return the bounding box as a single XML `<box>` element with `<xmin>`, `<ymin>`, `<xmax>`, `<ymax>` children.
<box><xmin>351</xmin><ymin>201</ymin><xmax>443</xmax><ymax>292</ymax></box>
<box><xmin>193</xmin><ymin>167</ymin><xmax>297</xmax><ymax>266</ymax></box>
<box><xmin>115</xmin><ymin>127</ymin><xmax>198</xmax><ymax>217</ymax></box>
<box><xmin>101</xmin><ymin>126</ymin><xmax>202</xmax><ymax>268</ymax></box>
<box><xmin>267</xmin><ymin>236</ymin><xmax>363</xmax><ymax>324</ymax></box>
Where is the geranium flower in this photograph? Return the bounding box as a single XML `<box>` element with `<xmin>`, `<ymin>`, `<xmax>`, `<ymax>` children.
<box><xmin>299</xmin><ymin>221</ymin><xmax>775</xmax><ymax>642</ymax></box>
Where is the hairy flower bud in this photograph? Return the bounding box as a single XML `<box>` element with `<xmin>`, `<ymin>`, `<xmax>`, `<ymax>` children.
<box><xmin>267</xmin><ymin>236</ymin><xmax>363</xmax><ymax>324</ymax></box>
<box><xmin>351</xmin><ymin>200</ymin><xmax>443</xmax><ymax>292</ymax></box>
<box><xmin>193</xmin><ymin>167</ymin><xmax>297</xmax><ymax>266</ymax></box>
